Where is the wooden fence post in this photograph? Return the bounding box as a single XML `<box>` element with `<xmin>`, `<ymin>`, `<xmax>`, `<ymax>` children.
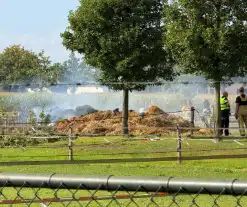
<box><xmin>177</xmin><ymin>125</ymin><xmax>182</xmax><ymax>164</ymax></box>
<box><xmin>190</xmin><ymin>107</ymin><xmax>195</xmax><ymax>136</ymax></box>
<box><xmin>68</xmin><ymin>124</ymin><xmax>73</xmax><ymax>161</ymax></box>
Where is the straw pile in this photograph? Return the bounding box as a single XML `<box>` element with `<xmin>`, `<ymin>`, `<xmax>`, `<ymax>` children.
<box><xmin>55</xmin><ymin>106</ymin><xmax>192</xmax><ymax>136</ymax></box>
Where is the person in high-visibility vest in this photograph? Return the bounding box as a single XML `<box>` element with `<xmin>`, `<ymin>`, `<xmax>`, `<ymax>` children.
<box><xmin>220</xmin><ymin>91</ymin><xmax>230</xmax><ymax>136</ymax></box>
<box><xmin>235</xmin><ymin>87</ymin><xmax>247</xmax><ymax>136</ymax></box>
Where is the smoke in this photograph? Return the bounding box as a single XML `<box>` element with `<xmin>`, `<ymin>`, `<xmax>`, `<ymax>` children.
<box><xmin>1</xmin><ymin>74</ymin><xmax>241</xmax><ymax>124</ymax></box>
<box><xmin>16</xmin><ymin>82</ymin><xmax>202</xmax><ymax>121</ymax></box>
<box><xmin>0</xmin><ymin>84</ymin><xmax>200</xmax><ymax>115</ymax></box>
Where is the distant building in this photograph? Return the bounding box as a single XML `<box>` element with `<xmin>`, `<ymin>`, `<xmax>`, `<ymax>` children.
<box><xmin>67</xmin><ymin>86</ymin><xmax>104</xmax><ymax>94</ymax></box>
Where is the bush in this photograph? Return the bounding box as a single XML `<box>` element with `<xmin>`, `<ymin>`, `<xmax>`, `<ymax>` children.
<box><xmin>0</xmin><ymin>135</ymin><xmax>41</xmax><ymax>147</ymax></box>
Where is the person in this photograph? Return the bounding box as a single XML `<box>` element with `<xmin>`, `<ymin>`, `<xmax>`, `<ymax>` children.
<box><xmin>220</xmin><ymin>91</ymin><xmax>230</xmax><ymax>136</ymax></box>
<box><xmin>235</xmin><ymin>87</ymin><xmax>247</xmax><ymax>136</ymax></box>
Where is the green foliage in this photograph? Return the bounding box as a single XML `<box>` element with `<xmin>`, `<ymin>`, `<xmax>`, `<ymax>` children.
<box><xmin>46</xmin><ymin>62</ymin><xmax>66</xmax><ymax>85</ymax></box>
<box><xmin>36</xmin><ymin>50</ymin><xmax>65</xmax><ymax>86</ymax></box>
<box><xmin>39</xmin><ymin>111</ymin><xmax>51</xmax><ymax>124</ymax></box>
<box><xmin>28</xmin><ymin>111</ymin><xmax>37</xmax><ymax>125</ymax></box>
<box><xmin>36</xmin><ymin>50</ymin><xmax>52</xmax><ymax>85</ymax></box>
<box><xmin>61</xmin><ymin>0</ymin><xmax>175</xmax><ymax>91</ymax></box>
<box><xmin>39</xmin><ymin>111</ymin><xmax>46</xmax><ymax>120</ymax></box>
<box><xmin>0</xmin><ymin>45</ymin><xmax>66</xmax><ymax>86</ymax></box>
<box><xmin>0</xmin><ymin>45</ymin><xmax>40</xmax><ymax>84</ymax></box>
<box><xmin>62</xmin><ymin>52</ymin><xmax>99</xmax><ymax>83</ymax></box>
<box><xmin>44</xmin><ymin>114</ymin><xmax>51</xmax><ymax>124</ymax></box>
<box><xmin>0</xmin><ymin>97</ymin><xmax>13</xmax><ymax>112</ymax></box>
<box><xmin>38</xmin><ymin>110</ymin><xmax>51</xmax><ymax>125</ymax></box>
<box><xmin>0</xmin><ymin>135</ymin><xmax>40</xmax><ymax>147</ymax></box>
<box><xmin>163</xmin><ymin>0</ymin><xmax>247</xmax><ymax>81</ymax></box>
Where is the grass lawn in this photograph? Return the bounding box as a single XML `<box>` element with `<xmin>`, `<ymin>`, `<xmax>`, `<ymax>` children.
<box><xmin>1</xmin><ymin>135</ymin><xmax>247</xmax><ymax>177</ymax></box>
<box><xmin>0</xmin><ymin>136</ymin><xmax>247</xmax><ymax>206</ymax></box>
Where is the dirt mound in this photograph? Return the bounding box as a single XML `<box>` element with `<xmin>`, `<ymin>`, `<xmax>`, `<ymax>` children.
<box><xmin>55</xmin><ymin>106</ymin><xmax>191</xmax><ymax>136</ymax></box>
<box><xmin>147</xmin><ymin>106</ymin><xmax>166</xmax><ymax>115</ymax></box>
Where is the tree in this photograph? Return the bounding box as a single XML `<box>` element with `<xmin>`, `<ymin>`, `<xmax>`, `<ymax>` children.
<box><xmin>61</xmin><ymin>0</ymin><xmax>175</xmax><ymax>135</ymax></box>
<box><xmin>0</xmin><ymin>45</ymin><xmax>65</xmax><ymax>89</ymax></box>
<box><xmin>63</xmin><ymin>52</ymin><xmax>81</xmax><ymax>83</ymax></box>
<box><xmin>62</xmin><ymin>52</ymin><xmax>98</xmax><ymax>84</ymax></box>
<box><xmin>0</xmin><ymin>45</ymin><xmax>39</xmax><ymax>85</ymax></box>
<box><xmin>164</xmin><ymin>0</ymin><xmax>247</xmax><ymax>137</ymax></box>
<box><xmin>36</xmin><ymin>51</ymin><xmax>65</xmax><ymax>86</ymax></box>
<box><xmin>37</xmin><ymin>50</ymin><xmax>52</xmax><ymax>85</ymax></box>
<box><xmin>44</xmin><ymin>62</ymin><xmax>66</xmax><ymax>85</ymax></box>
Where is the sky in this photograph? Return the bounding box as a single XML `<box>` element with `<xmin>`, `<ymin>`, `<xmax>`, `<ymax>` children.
<box><xmin>0</xmin><ymin>0</ymin><xmax>79</xmax><ymax>62</ymax></box>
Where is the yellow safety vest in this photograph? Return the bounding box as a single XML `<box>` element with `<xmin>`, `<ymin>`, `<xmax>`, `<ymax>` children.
<box><xmin>238</xmin><ymin>96</ymin><xmax>247</xmax><ymax>115</ymax></box>
<box><xmin>220</xmin><ymin>97</ymin><xmax>230</xmax><ymax>111</ymax></box>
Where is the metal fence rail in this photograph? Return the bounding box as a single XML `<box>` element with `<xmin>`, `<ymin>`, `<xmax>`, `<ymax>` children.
<box><xmin>0</xmin><ymin>173</ymin><xmax>247</xmax><ymax>206</ymax></box>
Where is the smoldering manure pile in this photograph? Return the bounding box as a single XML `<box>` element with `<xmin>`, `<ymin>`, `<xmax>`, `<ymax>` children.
<box><xmin>55</xmin><ymin>106</ymin><xmax>196</xmax><ymax>136</ymax></box>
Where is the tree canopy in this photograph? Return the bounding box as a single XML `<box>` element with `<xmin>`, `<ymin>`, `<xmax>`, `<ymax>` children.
<box><xmin>0</xmin><ymin>45</ymin><xmax>64</xmax><ymax>87</ymax></box>
<box><xmin>61</xmin><ymin>0</ymin><xmax>175</xmax><ymax>91</ymax></box>
<box><xmin>164</xmin><ymin>0</ymin><xmax>247</xmax><ymax>81</ymax></box>
<box><xmin>163</xmin><ymin>0</ymin><xmax>247</xmax><ymax>137</ymax></box>
<box><xmin>0</xmin><ymin>45</ymin><xmax>99</xmax><ymax>90</ymax></box>
<box><xmin>0</xmin><ymin>45</ymin><xmax>40</xmax><ymax>85</ymax></box>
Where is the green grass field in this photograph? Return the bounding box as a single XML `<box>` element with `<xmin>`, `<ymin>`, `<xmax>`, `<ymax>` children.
<box><xmin>0</xmin><ymin>136</ymin><xmax>246</xmax><ymax>177</ymax></box>
<box><xmin>0</xmin><ymin>136</ymin><xmax>247</xmax><ymax>206</ymax></box>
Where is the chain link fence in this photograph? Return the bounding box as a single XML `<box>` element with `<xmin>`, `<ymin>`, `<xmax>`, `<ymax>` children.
<box><xmin>0</xmin><ymin>173</ymin><xmax>247</xmax><ymax>206</ymax></box>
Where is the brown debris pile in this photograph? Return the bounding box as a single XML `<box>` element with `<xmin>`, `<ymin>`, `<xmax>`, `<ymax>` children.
<box><xmin>55</xmin><ymin>106</ymin><xmax>191</xmax><ymax>136</ymax></box>
<box><xmin>197</xmin><ymin>129</ymin><xmax>214</xmax><ymax>135</ymax></box>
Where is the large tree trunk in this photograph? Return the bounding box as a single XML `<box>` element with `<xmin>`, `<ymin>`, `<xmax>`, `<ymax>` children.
<box><xmin>215</xmin><ymin>82</ymin><xmax>221</xmax><ymax>138</ymax></box>
<box><xmin>122</xmin><ymin>89</ymin><xmax>129</xmax><ymax>136</ymax></box>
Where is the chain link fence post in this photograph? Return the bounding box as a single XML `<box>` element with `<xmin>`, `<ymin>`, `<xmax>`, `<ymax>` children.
<box><xmin>177</xmin><ymin>125</ymin><xmax>182</xmax><ymax>164</ymax></box>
